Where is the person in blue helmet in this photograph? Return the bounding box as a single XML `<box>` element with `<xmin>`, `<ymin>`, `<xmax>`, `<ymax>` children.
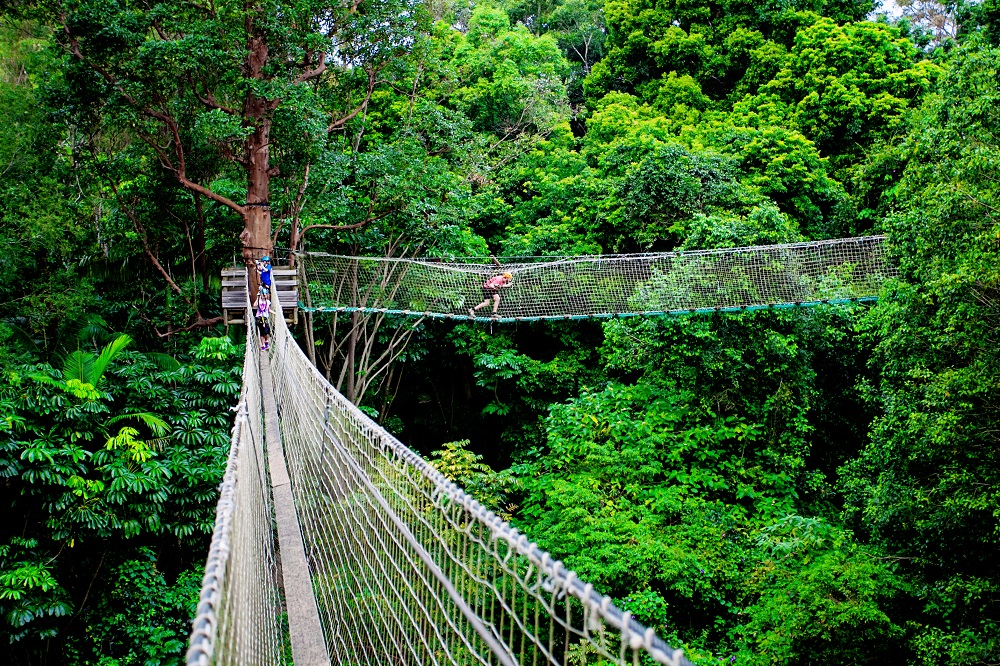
<box><xmin>254</xmin><ymin>256</ymin><xmax>273</xmax><ymax>351</ymax></box>
<box><xmin>256</xmin><ymin>255</ymin><xmax>272</xmax><ymax>288</ymax></box>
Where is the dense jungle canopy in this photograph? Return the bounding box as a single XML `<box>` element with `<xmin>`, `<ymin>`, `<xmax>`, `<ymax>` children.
<box><xmin>0</xmin><ymin>0</ymin><xmax>998</xmax><ymax>662</ymax></box>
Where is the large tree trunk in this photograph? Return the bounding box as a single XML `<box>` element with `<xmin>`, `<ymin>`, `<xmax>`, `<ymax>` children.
<box><xmin>241</xmin><ymin>30</ymin><xmax>273</xmax><ymax>300</ymax></box>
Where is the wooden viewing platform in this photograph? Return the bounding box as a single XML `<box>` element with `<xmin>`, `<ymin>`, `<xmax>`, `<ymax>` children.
<box><xmin>221</xmin><ymin>266</ymin><xmax>299</xmax><ymax>326</ymax></box>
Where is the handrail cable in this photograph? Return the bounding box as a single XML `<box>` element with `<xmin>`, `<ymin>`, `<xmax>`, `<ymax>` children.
<box><xmin>187</xmin><ymin>236</ymin><xmax>896</xmax><ymax>664</ymax></box>
<box><xmin>298</xmin><ymin>235</ymin><xmax>896</xmax><ymax>322</ymax></box>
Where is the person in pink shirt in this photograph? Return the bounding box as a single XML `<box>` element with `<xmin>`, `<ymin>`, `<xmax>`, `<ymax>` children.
<box><xmin>469</xmin><ymin>271</ymin><xmax>513</xmax><ymax>318</ymax></box>
<box><xmin>254</xmin><ymin>284</ymin><xmax>272</xmax><ymax>351</ymax></box>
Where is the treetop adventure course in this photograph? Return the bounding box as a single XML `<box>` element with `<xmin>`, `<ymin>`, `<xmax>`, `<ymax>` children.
<box><xmin>188</xmin><ymin>235</ymin><xmax>896</xmax><ymax>665</ymax></box>
<box><xmin>296</xmin><ymin>236</ymin><xmax>894</xmax><ymax>323</ymax></box>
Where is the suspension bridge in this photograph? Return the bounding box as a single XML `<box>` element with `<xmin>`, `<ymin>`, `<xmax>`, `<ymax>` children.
<box><xmin>187</xmin><ymin>236</ymin><xmax>895</xmax><ymax>666</ymax></box>
<box><xmin>298</xmin><ymin>236</ymin><xmax>893</xmax><ymax>322</ymax></box>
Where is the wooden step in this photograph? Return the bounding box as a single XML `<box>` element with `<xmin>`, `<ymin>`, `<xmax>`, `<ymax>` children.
<box><xmin>222</xmin><ymin>279</ymin><xmax>298</xmax><ymax>288</ymax></box>
<box><xmin>223</xmin><ymin>294</ymin><xmax>298</xmax><ymax>308</ymax></box>
<box><xmin>221</xmin><ymin>267</ymin><xmax>297</xmax><ymax>276</ymax></box>
<box><xmin>221</xmin><ymin>264</ymin><xmax>299</xmax><ymax>314</ymax></box>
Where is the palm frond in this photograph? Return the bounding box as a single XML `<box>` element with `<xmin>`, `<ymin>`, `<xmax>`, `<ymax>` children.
<box><xmin>1</xmin><ymin>323</ymin><xmax>38</xmax><ymax>354</ymax></box>
<box><xmin>105</xmin><ymin>411</ymin><xmax>170</xmax><ymax>437</ymax></box>
<box><xmin>91</xmin><ymin>334</ymin><xmax>132</xmax><ymax>387</ymax></box>
<box><xmin>146</xmin><ymin>352</ymin><xmax>182</xmax><ymax>372</ymax></box>
<box><xmin>28</xmin><ymin>374</ymin><xmax>66</xmax><ymax>390</ymax></box>
<box><xmin>61</xmin><ymin>350</ymin><xmax>95</xmax><ymax>384</ymax></box>
<box><xmin>78</xmin><ymin>314</ymin><xmax>112</xmax><ymax>345</ymax></box>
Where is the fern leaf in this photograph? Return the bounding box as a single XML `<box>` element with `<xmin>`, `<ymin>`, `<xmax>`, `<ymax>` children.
<box><xmin>105</xmin><ymin>411</ymin><xmax>170</xmax><ymax>437</ymax></box>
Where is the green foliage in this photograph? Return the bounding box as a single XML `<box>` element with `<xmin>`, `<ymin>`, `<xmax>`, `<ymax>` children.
<box><xmin>66</xmin><ymin>549</ymin><xmax>201</xmax><ymax>666</ymax></box>
<box><xmin>516</xmin><ymin>307</ymin><xmax>909</xmax><ymax>660</ymax></box>
<box><xmin>732</xmin><ymin>18</ymin><xmax>941</xmax><ymax>170</ymax></box>
<box><xmin>739</xmin><ymin>517</ymin><xmax>907</xmax><ymax>665</ymax></box>
<box><xmin>451</xmin><ymin>6</ymin><xmax>570</xmax><ymax>137</ymax></box>
<box><xmin>696</xmin><ymin>124</ymin><xmax>850</xmax><ymax>237</ymax></box>
<box><xmin>455</xmin><ymin>321</ymin><xmax>605</xmax><ymax>453</ymax></box>
<box><xmin>0</xmin><ymin>538</ymin><xmax>71</xmax><ymax>642</ymax></box>
<box><xmin>194</xmin><ymin>336</ymin><xmax>239</xmax><ymax>362</ymax></box>
<box><xmin>429</xmin><ymin>439</ymin><xmax>520</xmax><ymax>519</ymax></box>
<box><xmin>2</xmin><ymin>0</ymin><xmax>1000</xmax><ymax>663</ymax></box>
<box><xmin>588</xmin><ymin>0</ymin><xmax>875</xmax><ymax>103</ymax></box>
<box><xmin>30</xmin><ymin>333</ymin><xmax>132</xmax><ymax>394</ymax></box>
<box><xmin>0</xmin><ymin>333</ymin><xmax>241</xmax><ymax>652</ymax></box>
<box><xmin>613</xmin><ymin>143</ymin><xmax>740</xmax><ymax>247</ymax></box>
<box><xmin>844</xmin><ymin>36</ymin><xmax>1000</xmax><ymax>664</ymax></box>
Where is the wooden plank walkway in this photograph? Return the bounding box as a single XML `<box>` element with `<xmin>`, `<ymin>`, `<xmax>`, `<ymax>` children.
<box><xmin>260</xmin><ymin>350</ymin><xmax>330</xmax><ymax>666</ymax></box>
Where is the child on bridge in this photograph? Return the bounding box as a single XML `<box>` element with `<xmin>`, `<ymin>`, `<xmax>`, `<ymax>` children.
<box><xmin>254</xmin><ymin>256</ymin><xmax>273</xmax><ymax>351</ymax></box>
<box><xmin>470</xmin><ymin>264</ymin><xmax>513</xmax><ymax>319</ymax></box>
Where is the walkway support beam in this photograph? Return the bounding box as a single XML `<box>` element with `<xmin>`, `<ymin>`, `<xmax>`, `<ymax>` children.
<box><xmin>260</xmin><ymin>350</ymin><xmax>331</xmax><ymax>666</ymax></box>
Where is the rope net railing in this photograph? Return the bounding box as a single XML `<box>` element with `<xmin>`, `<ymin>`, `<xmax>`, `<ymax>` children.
<box><xmin>187</xmin><ymin>301</ymin><xmax>285</xmax><ymax>665</ymax></box>
<box><xmin>267</xmin><ymin>288</ymin><xmax>691</xmax><ymax>666</ymax></box>
<box><xmin>298</xmin><ymin>235</ymin><xmax>896</xmax><ymax>322</ymax></box>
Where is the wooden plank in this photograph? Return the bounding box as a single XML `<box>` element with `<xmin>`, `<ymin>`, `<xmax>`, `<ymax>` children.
<box><xmin>259</xmin><ymin>354</ymin><xmax>332</xmax><ymax>666</ymax></box>
<box><xmin>221</xmin><ymin>286</ymin><xmax>295</xmax><ymax>292</ymax></box>
<box><xmin>224</xmin><ymin>300</ymin><xmax>297</xmax><ymax>309</ymax></box>
<box><xmin>221</xmin><ymin>267</ymin><xmax>295</xmax><ymax>275</ymax></box>
<box><xmin>221</xmin><ymin>263</ymin><xmax>299</xmax><ymax>314</ymax></box>
<box><xmin>223</xmin><ymin>289</ymin><xmax>295</xmax><ymax>298</ymax></box>
<box><xmin>222</xmin><ymin>279</ymin><xmax>297</xmax><ymax>288</ymax></box>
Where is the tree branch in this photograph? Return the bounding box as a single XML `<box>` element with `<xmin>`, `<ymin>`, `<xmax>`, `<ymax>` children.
<box><xmin>73</xmin><ymin>550</ymin><xmax>106</xmax><ymax>618</ymax></box>
<box><xmin>62</xmin><ymin>21</ymin><xmax>173</xmax><ymax>124</ymax></box>
<box><xmin>191</xmin><ymin>80</ymin><xmax>238</xmax><ymax>115</ymax></box>
<box><xmin>133</xmin><ymin>306</ymin><xmax>224</xmax><ymax>338</ymax></box>
<box><xmin>327</xmin><ymin>66</ymin><xmax>377</xmax><ymax>131</ymax></box>
<box><xmin>161</xmin><ymin>113</ymin><xmax>247</xmax><ymax>216</ymax></box>
<box><xmin>294</xmin><ymin>51</ymin><xmax>327</xmax><ymax>84</ymax></box>
<box><xmin>298</xmin><ymin>205</ymin><xmax>399</xmax><ymax>238</ymax></box>
<box><xmin>109</xmin><ymin>185</ymin><xmax>185</xmax><ymax>295</ymax></box>
<box><xmin>150</xmin><ymin>18</ymin><xmax>169</xmax><ymax>41</ymax></box>
<box><xmin>182</xmin><ymin>0</ymin><xmax>216</xmax><ymax>16</ymax></box>
<box><xmin>63</xmin><ymin>18</ymin><xmax>246</xmax><ymax>219</ymax></box>
<box><xmin>281</xmin><ymin>163</ymin><xmax>310</xmax><ymax>249</ymax></box>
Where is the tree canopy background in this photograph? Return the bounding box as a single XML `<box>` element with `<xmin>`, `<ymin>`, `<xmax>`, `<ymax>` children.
<box><xmin>0</xmin><ymin>0</ymin><xmax>997</xmax><ymax>663</ymax></box>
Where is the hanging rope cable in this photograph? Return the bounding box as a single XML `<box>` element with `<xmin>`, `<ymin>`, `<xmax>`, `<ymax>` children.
<box><xmin>298</xmin><ymin>235</ymin><xmax>896</xmax><ymax>322</ymax></box>
<box><xmin>188</xmin><ymin>287</ymin><xmax>692</xmax><ymax>666</ymax></box>
<box><xmin>187</xmin><ymin>299</ymin><xmax>284</xmax><ymax>666</ymax></box>
<box><xmin>269</xmin><ymin>285</ymin><xmax>690</xmax><ymax>665</ymax></box>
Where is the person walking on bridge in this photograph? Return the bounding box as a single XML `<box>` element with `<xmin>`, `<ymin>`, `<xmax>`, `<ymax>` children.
<box><xmin>254</xmin><ymin>256</ymin><xmax>273</xmax><ymax>350</ymax></box>
<box><xmin>470</xmin><ymin>258</ymin><xmax>513</xmax><ymax>319</ymax></box>
<box><xmin>256</xmin><ymin>255</ymin><xmax>272</xmax><ymax>289</ymax></box>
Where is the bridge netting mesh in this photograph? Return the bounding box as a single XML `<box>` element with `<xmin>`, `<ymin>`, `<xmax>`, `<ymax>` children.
<box><xmin>298</xmin><ymin>236</ymin><xmax>896</xmax><ymax>322</ymax></box>
<box><xmin>187</xmin><ymin>302</ymin><xmax>285</xmax><ymax>665</ymax></box>
<box><xmin>188</xmin><ymin>286</ymin><xmax>691</xmax><ymax>665</ymax></box>
<box><xmin>267</xmin><ymin>290</ymin><xmax>690</xmax><ymax>666</ymax></box>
